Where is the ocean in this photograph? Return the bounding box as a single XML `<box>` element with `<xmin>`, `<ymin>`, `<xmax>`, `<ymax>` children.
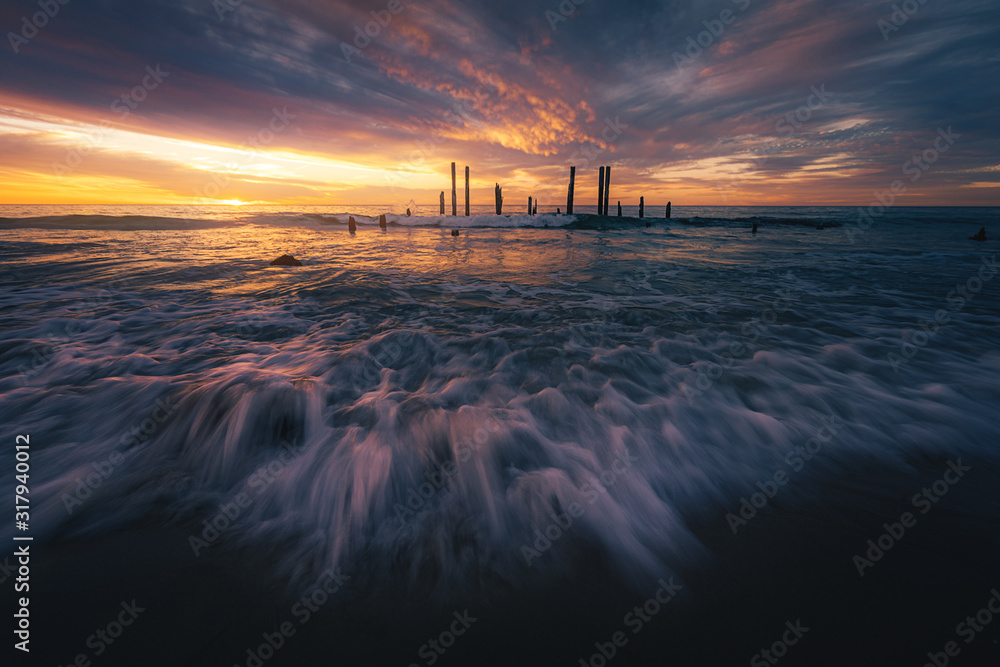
<box><xmin>1</xmin><ymin>204</ymin><xmax>998</xmax><ymax>666</ymax></box>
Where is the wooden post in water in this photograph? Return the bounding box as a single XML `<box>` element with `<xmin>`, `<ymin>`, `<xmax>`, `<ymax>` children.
<box><xmin>639</xmin><ymin>197</ymin><xmax>644</xmax><ymax>218</ymax></box>
<box><xmin>379</xmin><ymin>214</ymin><xmax>387</xmax><ymax>229</ymax></box>
<box><xmin>465</xmin><ymin>166</ymin><xmax>470</xmax><ymax>216</ymax></box>
<box><xmin>567</xmin><ymin>166</ymin><xmax>576</xmax><ymax>214</ymax></box>
<box><xmin>440</xmin><ymin>191</ymin><xmax>445</xmax><ymax>214</ymax></box>
<box><xmin>603</xmin><ymin>166</ymin><xmax>611</xmax><ymax>215</ymax></box>
<box><xmin>348</xmin><ymin>216</ymin><xmax>357</xmax><ymax>233</ymax></box>
<box><xmin>533</xmin><ymin>201</ymin><xmax>537</xmax><ymax>215</ymax></box>
<box><xmin>598</xmin><ymin>167</ymin><xmax>605</xmax><ymax>215</ymax></box>
<box><xmin>666</xmin><ymin>201</ymin><xmax>671</xmax><ymax>218</ymax></box>
<box><xmin>617</xmin><ymin>201</ymin><xmax>622</xmax><ymax>217</ymax></box>
<box><xmin>495</xmin><ymin>184</ymin><xmax>503</xmax><ymax>214</ymax></box>
<box><xmin>451</xmin><ymin>163</ymin><xmax>457</xmax><ymax>216</ymax></box>
<box><xmin>528</xmin><ymin>196</ymin><xmax>533</xmax><ymax>215</ymax></box>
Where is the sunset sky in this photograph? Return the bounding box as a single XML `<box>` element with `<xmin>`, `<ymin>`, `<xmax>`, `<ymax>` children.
<box><xmin>1</xmin><ymin>0</ymin><xmax>998</xmax><ymax>206</ymax></box>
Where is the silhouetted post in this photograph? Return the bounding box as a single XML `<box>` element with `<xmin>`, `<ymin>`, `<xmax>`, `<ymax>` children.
<box><xmin>666</xmin><ymin>202</ymin><xmax>671</xmax><ymax>218</ymax></box>
<box><xmin>617</xmin><ymin>201</ymin><xmax>622</xmax><ymax>217</ymax></box>
<box><xmin>603</xmin><ymin>164</ymin><xmax>611</xmax><ymax>215</ymax></box>
<box><xmin>440</xmin><ymin>191</ymin><xmax>445</xmax><ymax>214</ymax></box>
<box><xmin>451</xmin><ymin>162</ymin><xmax>457</xmax><ymax>216</ymax></box>
<box><xmin>495</xmin><ymin>184</ymin><xmax>503</xmax><ymax>214</ymax></box>
<box><xmin>379</xmin><ymin>214</ymin><xmax>387</xmax><ymax>229</ymax></box>
<box><xmin>348</xmin><ymin>216</ymin><xmax>357</xmax><ymax>233</ymax></box>
<box><xmin>598</xmin><ymin>167</ymin><xmax>605</xmax><ymax>215</ymax></box>
<box><xmin>639</xmin><ymin>197</ymin><xmax>644</xmax><ymax>218</ymax></box>
<box><xmin>528</xmin><ymin>196</ymin><xmax>532</xmax><ymax>215</ymax></box>
<box><xmin>465</xmin><ymin>166</ymin><xmax>470</xmax><ymax>216</ymax></box>
<box><xmin>533</xmin><ymin>202</ymin><xmax>537</xmax><ymax>215</ymax></box>
<box><xmin>567</xmin><ymin>166</ymin><xmax>576</xmax><ymax>214</ymax></box>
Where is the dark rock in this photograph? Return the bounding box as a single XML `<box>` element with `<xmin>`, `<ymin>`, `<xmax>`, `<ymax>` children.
<box><xmin>970</xmin><ymin>227</ymin><xmax>987</xmax><ymax>241</ymax></box>
<box><xmin>451</xmin><ymin>230</ymin><xmax>460</xmax><ymax>236</ymax></box>
<box><xmin>269</xmin><ymin>254</ymin><xmax>302</xmax><ymax>266</ymax></box>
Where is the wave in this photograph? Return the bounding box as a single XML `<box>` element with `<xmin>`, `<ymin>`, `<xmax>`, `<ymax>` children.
<box><xmin>0</xmin><ymin>214</ymin><xmax>232</xmax><ymax>230</ymax></box>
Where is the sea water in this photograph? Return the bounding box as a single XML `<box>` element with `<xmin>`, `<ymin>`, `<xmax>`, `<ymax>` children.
<box><xmin>1</xmin><ymin>204</ymin><xmax>998</xmax><ymax>601</ymax></box>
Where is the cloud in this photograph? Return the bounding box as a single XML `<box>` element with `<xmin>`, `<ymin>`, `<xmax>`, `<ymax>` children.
<box><xmin>0</xmin><ymin>0</ymin><xmax>997</xmax><ymax>204</ymax></box>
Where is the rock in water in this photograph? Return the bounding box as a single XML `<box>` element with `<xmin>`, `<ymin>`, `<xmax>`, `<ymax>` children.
<box><xmin>970</xmin><ymin>227</ymin><xmax>988</xmax><ymax>241</ymax></box>
<box><xmin>269</xmin><ymin>254</ymin><xmax>302</xmax><ymax>266</ymax></box>
<box><xmin>451</xmin><ymin>230</ymin><xmax>460</xmax><ymax>236</ymax></box>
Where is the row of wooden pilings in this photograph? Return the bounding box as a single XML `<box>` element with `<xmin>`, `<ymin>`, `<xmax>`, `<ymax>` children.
<box><xmin>439</xmin><ymin>162</ymin><xmax>671</xmax><ymax>218</ymax></box>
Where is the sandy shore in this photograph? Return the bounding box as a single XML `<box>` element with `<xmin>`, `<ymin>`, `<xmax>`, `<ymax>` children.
<box><xmin>24</xmin><ymin>456</ymin><xmax>1000</xmax><ymax>666</ymax></box>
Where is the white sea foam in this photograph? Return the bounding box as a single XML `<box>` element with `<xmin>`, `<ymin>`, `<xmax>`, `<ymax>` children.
<box><xmin>1</xmin><ymin>207</ymin><xmax>998</xmax><ymax>599</ymax></box>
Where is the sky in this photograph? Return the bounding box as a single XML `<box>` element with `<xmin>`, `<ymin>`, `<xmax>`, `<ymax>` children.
<box><xmin>0</xmin><ymin>0</ymin><xmax>998</xmax><ymax>207</ymax></box>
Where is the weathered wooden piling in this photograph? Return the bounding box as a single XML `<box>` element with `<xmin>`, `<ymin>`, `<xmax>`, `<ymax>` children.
<box><xmin>603</xmin><ymin>166</ymin><xmax>611</xmax><ymax>215</ymax></box>
<box><xmin>495</xmin><ymin>183</ymin><xmax>503</xmax><ymax>215</ymax></box>
<box><xmin>567</xmin><ymin>166</ymin><xmax>576</xmax><ymax>214</ymax></box>
<box><xmin>379</xmin><ymin>214</ymin><xmax>387</xmax><ymax>229</ymax></box>
<box><xmin>440</xmin><ymin>191</ymin><xmax>445</xmax><ymax>214</ymax></box>
<box><xmin>533</xmin><ymin>202</ymin><xmax>537</xmax><ymax>215</ymax></box>
<box><xmin>639</xmin><ymin>196</ymin><xmax>644</xmax><ymax>218</ymax></box>
<box><xmin>451</xmin><ymin>162</ymin><xmax>457</xmax><ymax>216</ymax></box>
<box><xmin>666</xmin><ymin>201</ymin><xmax>671</xmax><ymax>218</ymax></box>
<box><xmin>465</xmin><ymin>166</ymin><xmax>470</xmax><ymax>216</ymax></box>
<box><xmin>528</xmin><ymin>196</ymin><xmax>533</xmax><ymax>215</ymax></box>
<box><xmin>618</xmin><ymin>201</ymin><xmax>622</xmax><ymax>217</ymax></box>
<box><xmin>348</xmin><ymin>216</ymin><xmax>357</xmax><ymax>233</ymax></box>
<box><xmin>598</xmin><ymin>167</ymin><xmax>605</xmax><ymax>215</ymax></box>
